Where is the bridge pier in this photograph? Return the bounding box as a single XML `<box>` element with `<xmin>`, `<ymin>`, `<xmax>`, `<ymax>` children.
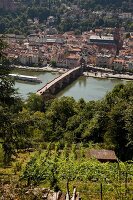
<box><xmin>53</xmin><ymin>81</ymin><xmax>64</xmax><ymax>94</ymax></box>
<box><xmin>49</xmin><ymin>86</ymin><xmax>56</xmax><ymax>94</ymax></box>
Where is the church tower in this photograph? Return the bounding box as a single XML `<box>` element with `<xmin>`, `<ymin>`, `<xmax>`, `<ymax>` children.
<box><xmin>113</xmin><ymin>25</ymin><xmax>123</xmax><ymax>54</ymax></box>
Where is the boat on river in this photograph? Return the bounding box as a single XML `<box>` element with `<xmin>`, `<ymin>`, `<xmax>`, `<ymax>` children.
<box><xmin>9</xmin><ymin>74</ymin><xmax>42</xmax><ymax>83</ymax></box>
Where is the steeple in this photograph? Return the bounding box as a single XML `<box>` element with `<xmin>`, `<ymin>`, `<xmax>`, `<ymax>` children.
<box><xmin>113</xmin><ymin>24</ymin><xmax>123</xmax><ymax>54</ymax></box>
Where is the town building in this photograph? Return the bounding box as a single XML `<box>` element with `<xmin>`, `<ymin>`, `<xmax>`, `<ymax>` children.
<box><xmin>1</xmin><ymin>29</ymin><xmax>133</xmax><ymax>73</ymax></box>
<box><xmin>128</xmin><ymin>36</ymin><xmax>133</xmax><ymax>48</ymax></box>
<box><xmin>89</xmin><ymin>35</ymin><xmax>116</xmax><ymax>47</ymax></box>
<box><xmin>95</xmin><ymin>53</ymin><xmax>114</xmax><ymax>68</ymax></box>
<box><xmin>65</xmin><ymin>54</ymin><xmax>80</xmax><ymax>68</ymax></box>
<box><xmin>119</xmin><ymin>12</ymin><xmax>133</xmax><ymax>19</ymax></box>
<box><xmin>19</xmin><ymin>53</ymin><xmax>39</xmax><ymax>65</ymax></box>
<box><xmin>113</xmin><ymin>59</ymin><xmax>125</xmax><ymax>71</ymax></box>
<box><xmin>127</xmin><ymin>60</ymin><xmax>133</xmax><ymax>70</ymax></box>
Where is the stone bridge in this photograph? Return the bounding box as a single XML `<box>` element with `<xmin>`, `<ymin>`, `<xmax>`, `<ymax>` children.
<box><xmin>36</xmin><ymin>66</ymin><xmax>83</xmax><ymax>99</ymax></box>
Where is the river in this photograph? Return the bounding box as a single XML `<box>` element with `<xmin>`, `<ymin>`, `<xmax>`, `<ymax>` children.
<box><xmin>13</xmin><ymin>69</ymin><xmax>126</xmax><ymax>101</ymax></box>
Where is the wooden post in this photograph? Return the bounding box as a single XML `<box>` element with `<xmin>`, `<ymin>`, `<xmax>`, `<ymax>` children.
<box><xmin>118</xmin><ymin>161</ymin><xmax>122</xmax><ymax>199</ymax></box>
<box><xmin>66</xmin><ymin>180</ymin><xmax>70</xmax><ymax>200</ymax></box>
<box><xmin>100</xmin><ymin>183</ymin><xmax>103</xmax><ymax>200</ymax></box>
<box><xmin>72</xmin><ymin>186</ymin><xmax>76</xmax><ymax>200</ymax></box>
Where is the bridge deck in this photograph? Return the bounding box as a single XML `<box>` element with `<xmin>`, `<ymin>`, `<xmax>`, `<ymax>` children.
<box><xmin>37</xmin><ymin>66</ymin><xmax>81</xmax><ymax>95</ymax></box>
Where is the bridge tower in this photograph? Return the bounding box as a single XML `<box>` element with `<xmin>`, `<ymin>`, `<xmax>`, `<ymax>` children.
<box><xmin>80</xmin><ymin>57</ymin><xmax>86</xmax><ymax>72</ymax></box>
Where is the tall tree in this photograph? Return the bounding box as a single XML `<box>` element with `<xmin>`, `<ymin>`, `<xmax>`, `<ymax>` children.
<box><xmin>0</xmin><ymin>39</ymin><xmax>21</xmax><ymax>108</ymax></box>
<box><xmin>0</xmin><ymin>39</ymin><xmax>23</xmax><ymax>165</ymax></box>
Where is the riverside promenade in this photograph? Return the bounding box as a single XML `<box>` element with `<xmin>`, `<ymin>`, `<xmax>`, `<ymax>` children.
<box><xmin>12</xmin><ymin>64</ymin><xmax>133</xmax><ymax>81</ymax></box>
<box><xmin>83</xmin><ymin>72</ymin><xmax>133</xmax><ymax>80</ymax></box>
<box><xmin>12</xmin><ymin>65</ymin><xmax>67</xmax><ymax>73</ymax></box>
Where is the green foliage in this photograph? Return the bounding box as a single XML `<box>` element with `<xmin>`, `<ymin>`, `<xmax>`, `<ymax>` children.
<box><xmin>50</xmin><ymin>60</ymin><xmax>57</xmax><ymax>68</ymax></box>
<box><xmin>22</xmin><ymin>83</ymin><xmax>133</xmax><ymax>161</ymax></box>
<box><xmin>103</xmin><ymin>82</ymin><xmax>133</xmax><ymax>160</ymax></box>
<box><xmin>0</xmin><ymin>39</ymin><xmax>21</xmax><ymax>165</ymax></box>
<box><xmin>26</xmin><ymin>93</ymin><xmax>44</xmax><ymax>112</ymax></box>
<box><xmin>1</xmin><ymin>78</ymin><xmax>133</xmax><ymax>165</ymax></box>
<box><xmin>13</xmin><ymin>161</ymin><xmax>22</xmax><ymax>174</ymax></box>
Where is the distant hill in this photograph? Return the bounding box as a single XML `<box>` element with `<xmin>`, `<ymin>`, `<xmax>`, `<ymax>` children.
<box><xmin>0</xmin><ymin>0</ymin><xmax>19</xmax><ymax>11</ymax></box>
<box><xmin>1</xmin><ymin>0</ymin><xmax>133</xmax><ymax>12</ymax></box>
<box><xmin>0</xmin><ymin>0</ymin><xmax>133</xmax><ymax>34</ymax></box>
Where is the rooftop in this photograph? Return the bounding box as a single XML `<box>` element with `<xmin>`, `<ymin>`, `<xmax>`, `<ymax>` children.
<box><xmin>90</xmin><ymin>35</ymin><xmax>114</xmax><ymax>41</ymax></box>
<box><xmin>89</xmin><ymin>149</ymin><xmax>118</xmax><ymax>162</ymax></box>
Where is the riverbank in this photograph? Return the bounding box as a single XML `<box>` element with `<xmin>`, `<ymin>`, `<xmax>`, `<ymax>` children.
<box><xmin>83</xmin><ymin>71</ymin><xmax>133</xmax><ymax>81</ymax></box>
<box><xmin>12</xmin><ymin>65</ymin><xmax>133</xmax><ymax>81</ymax></box>
<box><xmin>12</xmin><ymin>65</ymin><xmax>68</xmax><ymax>74</ymax></box>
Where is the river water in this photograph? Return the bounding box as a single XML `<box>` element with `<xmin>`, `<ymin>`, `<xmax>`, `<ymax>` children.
<box><xmin>13</xmin><ymin>69</ymin><xmax>125</xmax><ymax>101</ymax></box>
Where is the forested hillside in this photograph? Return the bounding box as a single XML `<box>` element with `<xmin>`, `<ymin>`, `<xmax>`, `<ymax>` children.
<box><xmin>1</xmin><ymin>0</ymin><xmax>133</xmax><ymax>34</ymax></box>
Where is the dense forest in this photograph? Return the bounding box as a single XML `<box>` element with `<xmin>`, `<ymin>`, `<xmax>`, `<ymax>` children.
<box><xmin>1</xmin><ymin>0</ymin><xmax>133</xmax><ymax>34</ymax></box>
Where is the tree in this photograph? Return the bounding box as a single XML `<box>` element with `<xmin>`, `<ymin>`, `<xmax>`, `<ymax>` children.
<box><xmin>26</xmin><ymin>93</ymin><xmax>44</xmax><ymax>112</ymax></box>
<box><xmin>124</xmin><ymin>100</ymin><xmax>133</xmax><ymax>160</ymax></box>
<box><xmin>0</xmin><ymin>38</ymin><xmax>20</xmax><ymax>108</ymax></box>
<box><xmin>0</xmin><ymin>106</ymin><xmax>15</xmax><ymax>165</ymax></box>
<box><xmin>50</xmin><ymin>60</ymin><xmax>57</xmax><ymax>68</ymax></box>
<box><xmin>103</xmin><ymin>82</ymin><xmax>133</xmax><ymax>160</ymax></box>
<box><xmin>0</xmin><ymin>39</ymin><xmax>23</xmax><ymax>165</ymax></box>
<box><xmin>0</xmin><ymin>39</ymin><xmax>18</xmax><ymax>106</ymax></box>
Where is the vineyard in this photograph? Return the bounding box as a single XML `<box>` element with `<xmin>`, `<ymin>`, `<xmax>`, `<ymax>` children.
<box><xmin>18</xmin><ymin>144</ymin><xmax>133</xmax><ymax>200</ymax></box>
